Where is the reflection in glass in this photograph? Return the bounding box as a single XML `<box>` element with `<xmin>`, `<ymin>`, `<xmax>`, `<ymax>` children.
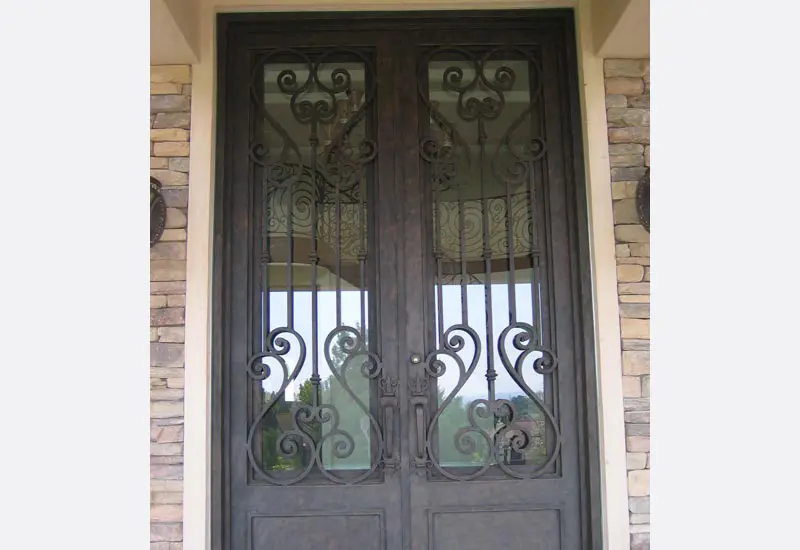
<box><xmin>247</xmin><ymin>56</ymin><xmax>381</xmax><ymax>484</ymax></box>
<box><xmin>422</xmin><ymin>52</ymin><xmax>558</xmax><ymax>477</ymax></box>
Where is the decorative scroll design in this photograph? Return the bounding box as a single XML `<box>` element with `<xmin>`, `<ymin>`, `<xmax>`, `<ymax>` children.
<box><xmin>412</xmin><ymin>325</ymin><xmax>482</xmax><ymax>477</ymax></box>
<box><xmin>246</xmin><ymin>49</ymin><xmax>392</xmax><ymax>485</ymax></box>
<box><xmin>150</xmin><ymin>177</ymin><xmax>167</xmax><ymax>248</ymax></box>
<box><xmin>637</xmin><ymin>168</ymin><xmax>650</xmax><ymax>232</ymax></box>
<box><xmin>265</xmin><ymin>179</ymin><xmax>366</xmax><ymax>262</ymax></box>
<box><xmin>415</xmin><ymin>47</ymin><xmax>560</xmax><ymax>481</ymax></box>
<box><xmin>414</xmin><ymin>324</ymin><xmax>561</xmax><ymax>481</ymax></box>
<box><xmin>494</xmin><ymin>322</ymin><xmax>561</xmax><ymax>476</ymax></box>
<box><xmin>417</xmin><ymin>46</ymin><xmax>547</xmax><ymax>194</ymax></box>
<box><xmin>266</xmin><ymin>176</ymin><xmax>532</xmax><ymax>263</ymax></box>
<box><xmin>250</xmin><ymin>48</ymin><xmax>377</xmax><ymax>265</ymax></box>
<box><xmin>249</xmin><ymin>47</ymin><xmax>377</xmax><ymax>207</ymax></box>
<box><xmin>246</xmin><ymin>326</ymin><xmax>397</xmax><ymax>485</ymax></box>
<box><xmin>437</xmin><ymin>195</ymin><xmax>532</xmax><ymax>259</ymax></box>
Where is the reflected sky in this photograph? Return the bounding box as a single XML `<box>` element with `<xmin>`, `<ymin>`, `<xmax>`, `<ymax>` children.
<box><xmin>260</xmin><ymin>283</ymin><xmax>545</xmax><ymax>401</ymax></box>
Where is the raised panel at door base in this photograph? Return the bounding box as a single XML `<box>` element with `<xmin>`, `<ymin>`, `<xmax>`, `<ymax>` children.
<box><xmin>429</xmin><ymin>507</ymin><xmax>560</xmax><ymax>550</ymax></box>
<box><xmin>250</xmin><ymin>512</ymin><xmax>385</xmax><ymax>550</ymax></box>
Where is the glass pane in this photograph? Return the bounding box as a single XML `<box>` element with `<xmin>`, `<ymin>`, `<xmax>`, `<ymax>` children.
<box><xmin>247</xmin><ymin>54</ymin><xmax>380</xmax><ymax>484</ymax></box>
<box><xmin>421</xmin><ymin>50</ymin><xmax>558</xmax><ymax>478</ymax></box>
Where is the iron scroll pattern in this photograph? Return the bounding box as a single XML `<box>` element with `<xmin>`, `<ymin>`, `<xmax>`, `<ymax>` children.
<box><xmin>248</xmin><ymin>48</ymin><xmax>377</xmax><ymax>236</ymax></box>
<box><xmin>245</xmin><ymin>49</ymin><xmax>396</xmax><ymax>485</ymax></box>
<box><xmin>414</xmin><ymin>47</ymin><xmax>561</xmax><ymax>480</ymax></box>
<box><xmin>246</xmin><ymin>327</ymin><xmax>398</xmax><ymax>485</ymax></box>
<box><xmin>411</xmin><ymin>325</ymin><xmax>561</xmax><ymax>480</ymax></box>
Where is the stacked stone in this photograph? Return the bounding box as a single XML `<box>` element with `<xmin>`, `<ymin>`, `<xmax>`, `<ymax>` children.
<box><xmin>604</xmin><ymin>58</ymin><xmax>650</xmax><ymax>550</ymax></box>
<box><xmin>150</xmin><ymin>65</ymin><xmax>191</xmax><ymax>550</ymax></box>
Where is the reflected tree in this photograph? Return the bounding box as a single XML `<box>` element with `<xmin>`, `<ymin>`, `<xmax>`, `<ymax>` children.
<box><xmin>434</xmin><ymin>387</ymin><xmax>548</xmax><ymax>467</ymax></box>
<box><xmin>260</xmin><ymin>323</ymin><xmax>373</xmax><ymax>473</ymax></box>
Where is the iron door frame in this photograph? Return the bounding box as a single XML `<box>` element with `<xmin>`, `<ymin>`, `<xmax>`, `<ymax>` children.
<box><xmin>211</xmin><ymin>10</ymin><xmax>602</xmax><ymax>550</ymax></box>
<box><xmin>212</xmin><ymin>22</ymin><xmax>408</xmax><ymax>550</ymax></box>
<box><xmin>395</xmin><ymin>22</ymin><xmax>599</xmax><ymax>550</ymax></box>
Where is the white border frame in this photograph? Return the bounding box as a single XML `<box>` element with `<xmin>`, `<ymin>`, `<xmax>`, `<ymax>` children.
<box><xmin>183</xmin><ymin>2</ymin><xmax>630</xmax><ymax>549</ymax></box>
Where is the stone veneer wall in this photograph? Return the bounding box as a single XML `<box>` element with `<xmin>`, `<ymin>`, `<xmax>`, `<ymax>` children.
<box><xmin>604</xmin><ymin>58</ymin><xmax>651</xmax><ymax>550</ymax></box>
<box><xmin>150</xmin><ymin>65</ymin><xmax>192</xmax><ymax>550</ymax></box>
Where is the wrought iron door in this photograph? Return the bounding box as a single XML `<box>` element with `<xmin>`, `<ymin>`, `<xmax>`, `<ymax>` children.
<box><xmin>215</xmin><ymin>12</ymin><xmax>598</xmax><ymax>550</ymax></box>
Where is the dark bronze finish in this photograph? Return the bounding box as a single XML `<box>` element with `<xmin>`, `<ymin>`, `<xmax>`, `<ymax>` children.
<box><xmin>245</xmin><ymin>47</ymin><xmax>395</xmax><ymax>486</ymax></box>
<box><xmin>415</xmin><ymin>46</ymin><xmax>561</xmax><ymax>483</ymax></box>
<box><xmin>213</xmin><ymin>10</ymin><xmax>602</xmax><ymax>550</ymax></box>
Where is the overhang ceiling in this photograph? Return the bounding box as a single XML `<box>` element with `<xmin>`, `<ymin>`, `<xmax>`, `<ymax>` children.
<box><xmin>150</xmin><ymin>0</ymin><xmax>649</xmax><ymax>65</ymax></box>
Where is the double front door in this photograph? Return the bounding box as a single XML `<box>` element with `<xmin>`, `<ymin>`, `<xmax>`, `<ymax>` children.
<box><xmin>216</xmin><ymin>11</ymin><xmax>596</xmax><ymax>550</ymax></box>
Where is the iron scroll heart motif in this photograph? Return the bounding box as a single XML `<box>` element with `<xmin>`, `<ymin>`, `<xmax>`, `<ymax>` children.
<box><xmin>411</xmin><ymin>47</ymin><xmax>561</xmax><ymax>481</ymax></box>
<box><xmin>637</xmin><ymin>168</ymin><xmax>650</xmax><ymax>232</ymax></box>
<box><xmin>150</xmin><ymin>177</ymin><xmax>167</xmax><ymax>247</ymax></box>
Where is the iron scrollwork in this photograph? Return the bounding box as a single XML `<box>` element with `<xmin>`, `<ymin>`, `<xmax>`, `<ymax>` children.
<box><xmin>249</xmin><ymin>48</ymin><xmax>377</xmax><ymax>207</ymax></box>
<box><xmin>247</xmin><ymin>327</ymin><xmax>397</xmax><ymax>485</ymax></box>
<box><xmin>415</xmin><ymin>47</ymin><xmax>561</xmax><ymax>481</ymax></box>
<box><xmin>246</xmin><ymin>48</ymin><xmax>393</xmax><ymax>485</ymax></box>
<box><xmin>419</xmin><ymin>47</ymin><xmax>548</xmax><ymax>262</ymax></box>
<box><xmin>414</xmin><ymin>324</ymin><xmax>561</xmax><ymax>481</ymax></box>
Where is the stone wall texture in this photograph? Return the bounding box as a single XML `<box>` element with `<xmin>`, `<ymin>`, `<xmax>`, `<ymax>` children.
<box><xmin>604</xmin><ymin>58</ymin><xmax>650</xmax><ymax>550</ymax></box>
<box><xmin>150</xmin><ymin>64</ymin><xmax>191</xmax><ymax>550</ymax></box>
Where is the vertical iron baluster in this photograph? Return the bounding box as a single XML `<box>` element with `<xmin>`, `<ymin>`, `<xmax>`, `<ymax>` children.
<box><xmin>527</xmin><ymin>56</ymin><xmax>551</xmax><ymax>466</ymax></box>
<box><xmin>332</xmin><ymin>83</ymin><xmax>343</xmax><ymax>329</ymax></box>
<box><xmin>334</xmin><ymin>138</ymin><xmax>342</xmax><ymax>328</ymax></box>
<box><xmin>528</xmin><ymin>137</ymin><xmax>542</xmax><ymax>346</ymax></box>
<box><xmin>259</xmin><ymin>65</ymin><xmax>271</xmax><ymax>350</ymax></box>
<box><xmin>530</xmin><ymin>55</ymin><xmax>545</xmax><ymax>347</ymax></box>
<box><xmin>505</xmin><ymin>171</ymin><xmax>517</xmax><ymax>325</ymax></box>
<box><xmin>358</xmin><ymin>135</ymin><xmax>370</xmax><ymax>467</ymax></box>
<box><xmin>262</xmin><ymin>186</ymin><xmax>271</xmax><ymax>350</ymax></box>
<box><xmin>457</xmin><ymin>139</ymin><xmax>468</xmax><ymax>325</ymax></box>
<box><xmin>255</xmin><ymin>64</ymin><xmax>268</xmax><ymax>474</ymax></box>
<box><xmin>478</xmin><ymin>117</ymin><xmax>496</xmax><ymax>404</ymax></box>
<box><xmin>478</xmin><ymin>109</ymin><xmax>500</xmax><ymax>468</ymax></box>
<box><xmin>359</xmin><ymin>169</ymin><xmax>367</xmax><ymax>336</ymax></box>
<box><xmin>310</xmin><ymin>117</ymin><xmax>321</xmax><ymax>407</ymax></box>
<box><xmin>434</xmin><ymin>159</ymin><xmax>444</xmax><ymax>345</ymax></box>
<box><xmin>286</xmin><ymin>150</ymin><xmax>295</xmax><ymax>332</ymax></box>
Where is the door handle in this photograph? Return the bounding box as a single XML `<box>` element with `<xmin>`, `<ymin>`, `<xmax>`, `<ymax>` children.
<box><xmin>409</xmin><ymin>374</ymin><xmax>429</xmax><ymax>469</ymax></box>
<box><xmin>379</xmin><ymin>377</ymin><xmax>399</xmax><ymax>471</ymax></box>
<box><xmin>412</xmin><ymin>398</ymin><xmax>426</xmax><ymax>466</ymax></box>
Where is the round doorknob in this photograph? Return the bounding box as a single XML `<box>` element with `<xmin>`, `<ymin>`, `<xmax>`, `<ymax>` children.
<box><xmin>410</xmin><ymin>353</ymin><xmax>422</xmax><ymax>364</ymax></box>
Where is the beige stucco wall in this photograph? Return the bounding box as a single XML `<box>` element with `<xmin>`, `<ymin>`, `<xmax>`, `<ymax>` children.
<box><xmin>146</xmin><ymin>2</ymin><xmax>635</xmax><ymax>549</ymax></box>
